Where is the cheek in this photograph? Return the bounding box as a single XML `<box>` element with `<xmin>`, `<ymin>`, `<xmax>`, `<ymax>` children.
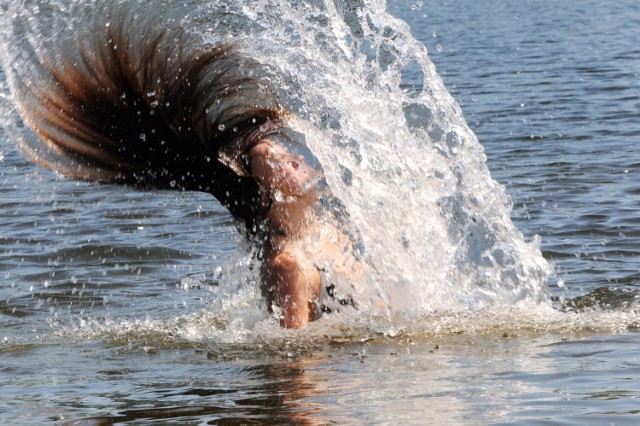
<box><xmin>250</xmin><ymin>142</ymin><xmax>321</xmax><ymax>197</ymax></box>
<box><xmin>274</xmin><ymin>157</ymin><xmax>321</xmax><ymax>196</ymax></box>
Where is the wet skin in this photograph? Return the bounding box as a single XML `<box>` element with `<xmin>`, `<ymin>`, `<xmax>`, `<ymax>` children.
<box><xmin>249</xmin><ymin>139</ymin><xmax>363</xmax><ymax>328</ymax></box>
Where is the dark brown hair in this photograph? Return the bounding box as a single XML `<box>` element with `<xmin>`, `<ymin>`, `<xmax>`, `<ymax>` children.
<box><xmin>11</xmin><ymin>4</ymin><xmax>285</xmax><ymax>230</ymax></box>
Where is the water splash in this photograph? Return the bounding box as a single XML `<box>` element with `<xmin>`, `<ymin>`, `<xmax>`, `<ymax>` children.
<box><xmin>0</xmin><ymin>0</ymin><xmax>552</xmax><ymax>336</ymax></box>
<box><xmin>218</xmin><ymin>0</ymin><xmax>552</xmax><ymax>313</ymax></box>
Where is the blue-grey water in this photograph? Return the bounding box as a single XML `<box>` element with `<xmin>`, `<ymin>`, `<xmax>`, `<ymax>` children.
<box><xmin>2</xmin><ymin>0</ymin><xmax>640</xmax><ymax>424</ymax></box>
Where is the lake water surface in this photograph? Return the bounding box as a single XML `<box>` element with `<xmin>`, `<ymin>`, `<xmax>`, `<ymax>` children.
<box><xmin>2</xmin><ymin>0</ymin><xmax>640</xmax><ymax>424</ymax></box>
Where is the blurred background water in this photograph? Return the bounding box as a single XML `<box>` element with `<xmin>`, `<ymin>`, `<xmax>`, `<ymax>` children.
<box><xmin>2</xmin><ymin>0</ymin><xmax>640</xmax><ymax>424</ymax></box>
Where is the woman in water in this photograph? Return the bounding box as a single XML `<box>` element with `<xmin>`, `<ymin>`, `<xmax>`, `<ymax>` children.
<box><xmin>7</xmin><ymin>2</ymin><xmax>363</xmax><ymax>328</ymax></box>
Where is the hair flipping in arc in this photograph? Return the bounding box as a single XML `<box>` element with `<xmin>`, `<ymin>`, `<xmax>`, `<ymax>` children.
<box><xmin>10</xmin><ymin>6</ymin><xmax>288</xmax><ymax>231</ymax></box>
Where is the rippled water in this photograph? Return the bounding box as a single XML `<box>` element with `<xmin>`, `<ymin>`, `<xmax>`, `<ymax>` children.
<box><xmin>2</xmin><ymin>0</ymin><xmax>640</xmax><ymax>424</ymax></box>
<box><xmin>421</xmin><ymin>0</ymin><xmax>640</xmax><ymax>293</ymax></box>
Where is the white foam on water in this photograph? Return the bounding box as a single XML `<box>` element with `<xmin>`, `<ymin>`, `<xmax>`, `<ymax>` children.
<box><xmin>54</xmin><ymin>300</ymin><xmax>640</xmax><ymax>350</ymax></box>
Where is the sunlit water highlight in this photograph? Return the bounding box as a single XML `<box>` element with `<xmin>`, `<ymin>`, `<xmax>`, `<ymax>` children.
<box><xmin>2</xmin><ymin>0</ymin><xmax>640</xmax><ymax>424</ymax></box>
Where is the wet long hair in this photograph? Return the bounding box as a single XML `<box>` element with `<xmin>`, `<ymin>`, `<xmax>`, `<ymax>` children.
<box><xmin>9</xmin><ymin>3</ymin><xmax>286</xmax><ymax>232</ymax></box>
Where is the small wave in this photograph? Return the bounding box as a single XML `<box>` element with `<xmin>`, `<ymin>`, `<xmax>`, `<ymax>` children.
<box><xmin>48</xmin><ymin>295</ymin><xmax>640</xmax><ymax>357</ymax></box>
